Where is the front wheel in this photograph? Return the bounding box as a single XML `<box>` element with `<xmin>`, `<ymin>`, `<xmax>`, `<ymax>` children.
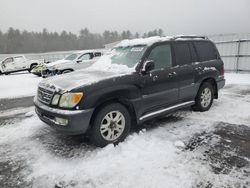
<box><xmin>192</xmin><ymin>82</ymin><xmax>214</xmax><ymax>112</ymax></box>
<box><xmin>90</xmin><ymin>103</ymin><xmax>131</xmax><ymax>147</ymax></box>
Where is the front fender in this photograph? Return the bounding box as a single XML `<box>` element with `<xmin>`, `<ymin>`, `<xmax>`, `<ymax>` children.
<box><xmin>82</xmin><ymin>84</ymin><xmax>141</xmax><ymax>109</ymax></box>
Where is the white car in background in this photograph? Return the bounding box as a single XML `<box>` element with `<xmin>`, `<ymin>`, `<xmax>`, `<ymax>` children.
<box><xmin>0</xmin><ymin>55</ymin><xmax>44</xmax><ymax>75</ymax></box>
<box><xmin>41</xmin><ymin>50</ymin><xmax>105</xmax><ymax>77</ymax></box>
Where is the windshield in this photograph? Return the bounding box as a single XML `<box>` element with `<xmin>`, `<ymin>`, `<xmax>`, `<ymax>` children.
<box><xmin>109</xmin><ymin>45</ymin><xmax>147</xmax><ymax>68</ymax></box>
<box><xmin>64</xmin><ymin>53</ymin><xmax>80</xmax><ymax>61</ymax></box>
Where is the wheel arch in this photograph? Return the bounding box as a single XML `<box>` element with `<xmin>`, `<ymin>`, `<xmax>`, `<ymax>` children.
<box><xmin>30</xmin><ymin>63</ymin><xmax>38</xmax><ymax>69</ymax></box>
<box><xmin>60</xmin><ymin>68</ymin><xmax>74</xmax><ymax>73</ymax></box>
<box><xmin>89</xmin><ymin>93</ymin><xmax>138</xmax><ymax>129</ymax></box>
<box><xmin>200</xmin><ymin>77</ymin><xmax>218</xmax><ymax>99</ymax></box>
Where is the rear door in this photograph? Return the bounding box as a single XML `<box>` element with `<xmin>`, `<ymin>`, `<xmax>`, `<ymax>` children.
<box><xmin>140</xmin><ymin>42</ymin><xmax>179</xmax><ymax>116</ymax></box>
<box><xmin>172</xmin><ymin>42</ymin><xmax>197</xmax><ymax>101</ymax></box>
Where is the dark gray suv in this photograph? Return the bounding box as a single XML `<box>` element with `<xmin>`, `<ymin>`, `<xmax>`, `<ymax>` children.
<box><xmin>34</xmin><ymin>35</ymin><xmax>225</xmax><ymax>147</ymax></box>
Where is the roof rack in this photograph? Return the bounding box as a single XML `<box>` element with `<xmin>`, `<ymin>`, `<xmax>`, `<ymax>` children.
<box><xmin>171</xmin><ymin>35</ymin><xmax>208</xmax><ymax>40</ymax></box>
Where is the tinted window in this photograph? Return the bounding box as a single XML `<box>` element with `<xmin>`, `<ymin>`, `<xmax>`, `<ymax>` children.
<box><xmin>94</xmin><ymin>52</ymin><xmax>102</xmax><ymax>57</ymax></box>
<box><xmin>65</xmin><ymin>53</ymin><xmax>80</xmax><ymax>61</ymax></box>
<box><xmin>148</xmin><ymin>44</ymin><xmax>172</xmax><ymax>70</ymax></box>
<box><xmin>173</xmin><ymin>43</ymin><xmax>192</xmax><ymax>66</ymax></box>
<box><xmin>189</xmin><ymin>43</ymin><xmax>198</xmax><ymax>62</ymax></box>
<box><xmin>194</xmin><ymin>42</ymin><xmax>217</xmax><ymax>61</ymax></box>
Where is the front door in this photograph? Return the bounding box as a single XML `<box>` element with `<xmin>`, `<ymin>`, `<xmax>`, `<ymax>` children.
<box><xmin>76</xmin><ymin>53</ymin><xmax>95</xmax><ymax>69</ymax></box>
<box><xmin>140</xmin><ymin>43</ymin><xmax>179</xmax><ymax>116</ymax></box>
<box><xmin>2</xmin><ymin>57</ymin><xmax>14</xmax><ymax>72</ymax></box>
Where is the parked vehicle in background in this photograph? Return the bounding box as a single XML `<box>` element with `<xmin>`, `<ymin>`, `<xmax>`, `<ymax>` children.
<box><xmin>41</xmin><ymin>50</ymin><xmax>105</xmax><ymax>78</ymax></box>
<box><xmin>34</xmin><ymin>36</ymin><xmax>225</xmax><ymax>147</ymax></box>
<box><xmin>31</xmin><ymin>62</ymin><xmax>48</xmax><ymax>77</ymax></box>
<box><xmin>0</xmin><ymin>55</ymin><xmax>44</xmax><ymax>75</ymax></box>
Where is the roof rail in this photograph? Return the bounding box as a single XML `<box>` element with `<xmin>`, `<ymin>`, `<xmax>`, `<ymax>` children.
<box><xmin>171</xmin><ymin>35</ymin><xmax>208</xmax><ymax>40</ymax></box>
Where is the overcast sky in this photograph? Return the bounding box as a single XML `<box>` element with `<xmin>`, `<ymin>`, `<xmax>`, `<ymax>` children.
<box><xmin>0</xmin><ymin>0</ymin><xmax>250</xmax><ymax>35</ymax></box>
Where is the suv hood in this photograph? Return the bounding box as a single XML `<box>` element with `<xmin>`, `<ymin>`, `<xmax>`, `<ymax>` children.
<box><xmin>46</xmin><ymin>59</ymin><xmax>72</xmax><ymax>68</ymax></box>
<box><xmin>39</xmin><ymin>69</ymin><xmax>127</xmax><ymax>92</ymax></box>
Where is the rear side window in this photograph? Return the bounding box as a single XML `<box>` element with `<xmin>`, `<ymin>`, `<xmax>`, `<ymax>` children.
<box><xmin>194</xmin><ymin>42</ymin><xmax>218</xmax><ymax>61</ymax></box>
<box><xmin>94</xmin><ymin>52</ymin><xmax>102</xmax><ymax>57</ymax></box>
<box><xmin>148</xmin><ymin>44</ymin><xmax>172</xmax><ymax>70</ymax></box>
<box><xmin>173</xmin><ymin>43</ymin><xmax>192</xmax><ymax>66</ymax></box>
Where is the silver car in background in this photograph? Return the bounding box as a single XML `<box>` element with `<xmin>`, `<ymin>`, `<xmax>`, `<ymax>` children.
<box><xmin>41</xmin><ymin>50</ymin><xmax>105</xmax><ymax>78</ymax></box>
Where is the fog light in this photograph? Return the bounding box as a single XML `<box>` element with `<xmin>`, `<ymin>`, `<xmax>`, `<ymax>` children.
<box><xmin>55</xmin><ymin>117</ymin><xmax>68</xmax><ymax>126</ymax></box>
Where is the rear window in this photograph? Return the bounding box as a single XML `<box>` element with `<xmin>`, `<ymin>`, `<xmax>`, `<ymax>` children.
<box><xmin>194</xmin><ymin>42</ymin><xmax>218</xmax><ymax>61</ymax></box>
<box><xmin>173</xmin><ymin>43</ymin><xmax>192</xmax><ymax>66</ymax></box>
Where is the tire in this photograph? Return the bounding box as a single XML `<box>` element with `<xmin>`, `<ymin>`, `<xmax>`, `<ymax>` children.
<box><xmin>29</xmin><ymin>64</ymin><xmax>37</xmax><ymax>72</ymax></box>
<box><xmin>192</xmin><ymin>82</ymin><xmax>214</xmax><ymax>112</ymax></box>
<box><xmin>90</xmin><ymin>103</ymin><xmax>131</xmax><ymax>147</ymax></box>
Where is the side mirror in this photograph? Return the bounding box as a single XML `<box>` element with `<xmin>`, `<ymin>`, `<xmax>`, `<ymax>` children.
<box><xmin>141</xmin><ymin>60</ymin><xmax>155</xmax><ymax>74</ymax></box>
<box><xmin>76</xmin><ymin>60</ymin><xmax>82</xmax><ymax>63</ymax></box>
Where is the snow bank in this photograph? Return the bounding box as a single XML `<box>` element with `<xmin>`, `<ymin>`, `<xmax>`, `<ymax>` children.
<box><xmin>0</xmin><ymin>73</ymin><xmax>42</xmax><ymax>99</ymax></box>
<box><xmin>225</xmin><ymin>72</ymin><xmax>250</xmax><ymax>85</ymax></box>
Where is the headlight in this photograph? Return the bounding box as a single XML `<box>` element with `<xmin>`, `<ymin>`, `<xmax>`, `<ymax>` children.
<box><xmin>52</xmin><ymin>94</ymin><xmax>60</xmax><ymax>105</ymax></box>
<box><xmin>59</xmin><ymin>92</ymin><xmax>83</xmax><ymax>108</ymax></box>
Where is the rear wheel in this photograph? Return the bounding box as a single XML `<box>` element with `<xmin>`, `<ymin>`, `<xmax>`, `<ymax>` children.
<box><xmin>29</xmin><ymin>64</ymin><xmax>37</xmax><ymax>72</ymax></box>
<box><xmin>192</xmin><ymin>82</ymin><xmax>214</xmax><ymax>112</ymax></box>
<box><xmin>90</xmin><ymin>103</ymin><xmax>131</xmax><ymax>147</ymax></box>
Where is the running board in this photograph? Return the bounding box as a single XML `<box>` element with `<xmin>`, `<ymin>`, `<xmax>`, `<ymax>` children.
<box><xmin>139</xmin><ymin>101</ymin><xmax>194</xmax><ymax>121</ymax></box>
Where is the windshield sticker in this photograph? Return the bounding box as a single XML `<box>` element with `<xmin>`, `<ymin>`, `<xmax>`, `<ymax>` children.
<box><xmin>131</xmin><ymin>47</ymin><xmax>144</xmax><ymax>52</ymax></box>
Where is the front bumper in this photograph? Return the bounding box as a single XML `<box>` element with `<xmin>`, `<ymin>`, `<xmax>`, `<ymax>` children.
<box><xmin>34</xmin><ymin>99</ymin><xmax>94</xmax><ymax>135</ymax></box>
<box><xmin>41</xmin><ymin>68</ymin><xmax>58</xmax><ymax>78</ymax></box>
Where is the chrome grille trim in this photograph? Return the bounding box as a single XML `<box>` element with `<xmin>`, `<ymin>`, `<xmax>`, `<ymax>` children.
<box><xmin>37</xmin><ymin>86</ymin><xmax>55</xmax><ymax>104</ymax></box>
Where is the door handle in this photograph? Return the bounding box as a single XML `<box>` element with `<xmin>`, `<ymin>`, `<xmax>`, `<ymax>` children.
<box><xmin>195</xmin><ymin>67</ymin><xmax>203</xmax><ymax>71</ymax></box>
<box><xmin>153</xmin><ymin>75</ymin><xmax>158</xmax><ymax>81</ymax></box>
<box><xmin>168</xmin><ymin>72</ymin><xmax>177</xmax><ymax>78</ymax></box>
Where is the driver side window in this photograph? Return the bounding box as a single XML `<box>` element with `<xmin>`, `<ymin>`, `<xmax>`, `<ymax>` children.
<box><xmin>78</xmin><ymin>53</ymin><xmax>92</xmax><ymax>61</ymax></box>
<box><xmin>148</xmin><ymin>44</ymin><xmax>172</xmax><ymax>70</ymax></box>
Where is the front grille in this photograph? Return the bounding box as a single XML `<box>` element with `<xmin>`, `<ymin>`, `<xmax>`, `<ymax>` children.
<box><xmin>37</xmin><ymin>86</ymin><xmax>54</xmax><ymax>104</ymax></box>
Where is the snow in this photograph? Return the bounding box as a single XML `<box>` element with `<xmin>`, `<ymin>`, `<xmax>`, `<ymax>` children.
<box><xmin>87</xmin><ymin>49</ymin><xmax>136</xmax><ymax>73</ymax></box>
<box><xmin>0</xmin><ymin>72</ymin><xmax>42</xmax><ymax>99</ymax></box>
<box><xmin>225</xmin><ymin>72</ymin><xmax>250</xmax><ymax>85</ymax></box>
<box><xmin>115</xmin><ymin>36</ymin><xmax>172</xmax><ymax>48</ymax></box>
<box><xmin>114</xmin><ymin>35</ymin><xmax>209</xmax><ymax>48</ymax></box>
<box><xmin>0</xmin><ymin>72</ymin><xmax>249</xmax><ymax>187</ymax></box>
<box><xmin>174</xmin><ymin>140</ymin><xmax>186</xmax><ymax>149</ymax></box>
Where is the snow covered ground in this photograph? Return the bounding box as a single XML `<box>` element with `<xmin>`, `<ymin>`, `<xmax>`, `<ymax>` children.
<box><xmin>0</xmin><ymin>72</ymin><xmax>42</xmax><ymax>99</ymax></box>
<box><xmin>0</xmin><ymin>72</ymin><xmax>249</xmax><ymax>188</ymax></box>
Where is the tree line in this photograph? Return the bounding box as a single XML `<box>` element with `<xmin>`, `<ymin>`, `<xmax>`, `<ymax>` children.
<box><xmin>0</xmin><ymin>28</ymin><xmax>164</xmax><ymax>54</ymax></box>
